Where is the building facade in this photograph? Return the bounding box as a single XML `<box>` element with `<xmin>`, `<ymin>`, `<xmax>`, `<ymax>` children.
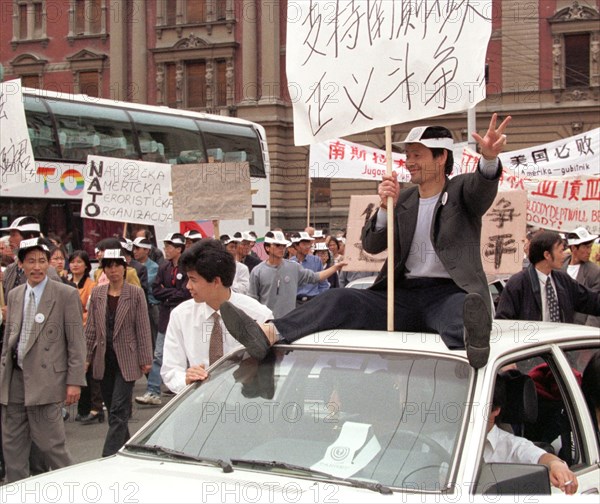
<box><xmin>1</xmin><ymin>0</ymin><xmax>599</xmax><ymax>234</ymax></box>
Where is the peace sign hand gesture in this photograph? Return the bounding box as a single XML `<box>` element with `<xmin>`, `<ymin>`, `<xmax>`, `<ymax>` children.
<box><xmin>472</xmin><ymin>113</ymin><xmax>512</xmax><ymax>160</ymax></box>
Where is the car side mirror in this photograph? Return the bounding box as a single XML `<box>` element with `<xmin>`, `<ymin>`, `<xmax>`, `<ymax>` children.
<box><xmin>475</xmin><ymin>463</ymin><xmax>551</xmax><ymax>495</ymax></box>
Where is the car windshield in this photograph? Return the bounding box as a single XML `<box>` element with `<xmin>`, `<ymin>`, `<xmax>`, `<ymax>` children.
<box><xmin>132</xmin><ymin>347</ymin><xmax>470</xmax><ymax>491</ymax></box>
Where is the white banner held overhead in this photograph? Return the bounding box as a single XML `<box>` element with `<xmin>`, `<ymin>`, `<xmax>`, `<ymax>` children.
<box><xmin>81</xmin><ymin>156</ymin><xmax>173</xmax><ymax>225</ymax></box>
<box><xmin>287</xmin><ymin>0</ymin><xmax>492</xmax><ymax>145</ymax></box>
<box><xmin>0</xmin><ymin>79</ymin><xmax>35</xmax><ymax>190</ymax></box>
<box><xmin>309</xmin><ymin>138</ymin><xmax>410</xmax><ymax>181</ymax></box>
<box><xmin>499</xmin><ymin>128</ymin><xmax>599</xmax><ymax>179</ymax></box>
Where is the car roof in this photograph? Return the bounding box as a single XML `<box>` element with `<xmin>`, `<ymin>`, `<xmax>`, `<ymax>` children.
<box><xmin>288</xmin><ymin>320</ymin><xmax>598</xmax><ymax>364</ymax></box>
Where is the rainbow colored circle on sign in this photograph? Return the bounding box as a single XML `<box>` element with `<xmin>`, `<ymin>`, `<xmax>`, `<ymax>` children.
<box><xmin>60</xmin><ymin>169</ymin><xmax>85</xmax><ymax>196</ymax></box>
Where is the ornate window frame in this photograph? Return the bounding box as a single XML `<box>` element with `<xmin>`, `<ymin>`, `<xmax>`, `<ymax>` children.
<box><xmin>151</xmin><ymin>34</ymin><xmax>236</xmax><ymax>113</ymax></box>
<box><xmin>549</xmin><ymin>1</ymin><xmax>600</xmax><ymax>102</ymax></box>
<box><xmin>66</xmin><ymin>49</ymin><xmax>108</xmax><ymax>96</ymax></box>
<box><xmin>155</xmin><ymin>0</ymin><xmax>235</xmax><ymax>38</ymax></box>
<box><xmin>67</xmin><ymin>0</ymin><xmax>108</xmax><ymax>45</ymax></box>
<box><xmin>10</xmin><ymin>53</ymin><xmax>47</xmax><ymax>87</ymax></box>
<box><xmin>11</xmin><ymin>0</ymin><xmax>49</xmax><ymax>49</ymax></box>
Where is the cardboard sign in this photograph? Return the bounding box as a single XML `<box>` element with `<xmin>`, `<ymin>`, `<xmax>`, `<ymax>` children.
<box><xmin>344</xmin><ymin>195</ymin><xmax>387</xmax><ymax>272</ymax></box>
<box><xmin>171</xmin><ymin>162</ymin><xmax>252</xmax><ymax>221</ymax></box>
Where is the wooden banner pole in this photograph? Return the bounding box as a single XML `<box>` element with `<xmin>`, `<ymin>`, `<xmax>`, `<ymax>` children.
<box><xmin>385</xmin><ymin>126</ymin><xmax>394</xmax><ymax>332</ymax></box>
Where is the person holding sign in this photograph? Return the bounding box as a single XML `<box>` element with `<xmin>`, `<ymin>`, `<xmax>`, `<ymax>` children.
<box><xmin>221</xmin><ymin>115</ymin><xmax>510</xmax><ymax>369</ymax></box>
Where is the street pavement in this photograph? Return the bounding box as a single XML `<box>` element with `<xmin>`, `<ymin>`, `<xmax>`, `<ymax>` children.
<box><xmin>64</xmin><ymin>378</ymin><xmax>174</xmax><ymax>465</ymax></box>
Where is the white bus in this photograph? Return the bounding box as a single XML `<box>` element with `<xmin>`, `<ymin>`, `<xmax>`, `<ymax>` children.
<box><xmin>2</xmin><ymin>87</ymin><xmax>270</xmax><ymax>256</ymax></box>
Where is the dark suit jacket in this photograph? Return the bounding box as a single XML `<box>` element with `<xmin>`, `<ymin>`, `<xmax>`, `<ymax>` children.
<box><xmin>561</xmin><ymin>259</ymin><xmax>600</xmax><ymax>327</ymax></box>
<box><xmin>85</xmin><ymin>282</ymin><xmax>153</xmax><ymax>382</ymax></box>
<box><xmin>495</xmin><ymin>265</ymin><xmax>600</xmax><ymax>322</ymax></box>
<box><xmin>0</xmin><ymin>279</ymin><xmax>86</xmax><ymax>406</ymax></box>
<box><xmin>152</xmin><ymin>260</ymin><xmax>191</xmax><ymax>333</ymax></box>
<box><xmin>362</xmin><ymin>166</ymin><xmax>501</xmax><ymax>315</ymax></box>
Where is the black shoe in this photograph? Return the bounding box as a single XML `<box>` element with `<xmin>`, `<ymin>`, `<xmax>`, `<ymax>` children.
<box><xmin>234</xmin><ymin>352</ymin><xmax>276</xmax><ymax>400</ymax></box>
<box><xmin>463</xmin><ymin>293</ymin><xmax>491</xmax><ymax>369</ymax></box>
<box><xmin>80</xmin><ymin>410</ymin><xmax>105</xmax><ymax>424</ymax></box>
<box><xmin>220</xmin><ymin>301</ymin><xmax>270</xmax><ymax>361</ymax></box>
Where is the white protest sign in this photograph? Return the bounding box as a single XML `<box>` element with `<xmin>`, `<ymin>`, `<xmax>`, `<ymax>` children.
<box><xmin>481</xmin><ymin>191</ymin><xmax>527</xmax><ymax>275</ymax></box>
<box><xmin>310</xmin><ymin>139</ymin><xmax>410</xmax><ymax>181</ymax></box>
<box><xmin>455</xmin><ymin>145</ymin><xmax>600</xmax><ymax>234</ymax></box>
<box><xmin>0</xmin><ymin>79</ymin><xmax>35</xmax><ymax>191</ymax></box>
<box><xmin>499</xmin><ymin>128</ymin><xmax>599</xmax><ymax>179</ymax></box>
<box><xmin>287</xmin><ymin>0</ymin><xmax>492</xmax><ymax>145</ymax></box>
<box><xmin>80</xmin><ymin>156</ymin><xmax>173</xmax><ymax>225</ymax></box>
<box><xmin>171</xmin><ymin>162</ymin><xmax>252</xmax><ymax>221</ymax></box>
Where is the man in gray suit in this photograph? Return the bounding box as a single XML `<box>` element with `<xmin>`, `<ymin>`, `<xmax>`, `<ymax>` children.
<box><xmin>0</xmin><ymin>238</ymin><xmax>86</xmax><ymax>482</ymax></box>
<box><xmin>222</xmin><ymin>115</ymin><xmax>511</xmax><ymax>369</ymax></box>
<box><xmin>562</xmin><ymin>227</ymin><xmax>600</xmax><ymax>327</ymax></box>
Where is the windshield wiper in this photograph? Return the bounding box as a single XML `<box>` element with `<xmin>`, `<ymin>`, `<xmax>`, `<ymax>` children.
<box><xmin>125</xmin><ymin>444</ymin><xmax>233</xmax><ymax>473</ymax></box>
<box><xmin>231</xmin><ymin>458</ymin><xmax>392</xmax><ymax>495</ymax></box>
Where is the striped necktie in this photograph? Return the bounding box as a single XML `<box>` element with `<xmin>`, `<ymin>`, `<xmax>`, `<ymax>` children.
<box><xmin>17</xmin><ymin>289</ymin><xmax>36</xmax><ymax>368</ymax></box>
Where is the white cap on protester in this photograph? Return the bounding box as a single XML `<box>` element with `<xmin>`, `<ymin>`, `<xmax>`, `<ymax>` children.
<box><xmin>393</xmin><ymin>125</ymin><xmax>454</xmax><ymax>151</ymax></box>
<box><xmin>17</xmin><ymin>237</ymin><xmax>49</xmax><ymax>261</ymax></box>
<box><xmin>132</xmin><ymin>237</ymin><xmax>152</xmax><ymax>250</ymax></box>
<box><xmin>184</xmin><ymin>230</ymin><xmax>203</xmax><ymax>240</ymax></box>
<box><xmin>162</xmin><ymin>233</ymin><xmax>185</xmax><ymax>246</ymax></box>
<box><xmin>263</xmin><ymin>231</ymin><xmax>291</xmax><ymax>247</ymax></box>
<box><xmin>220</xmin><ymin>234</ymin><xmax>242</xmax><ymax>245</ymax></box>
<box><xmin>567</xmin><ymin>227</ymin><xmax>599</xmax><ymax>246</ymax></box>
<box><xmin>291</xmin><ymin>231</ymin><xmax>314</xmax><ymax>243</ymax></box>
<box><xmin>313</xmin><ymin>242</ymin><xmax>328</xmax><ymax>251</ymax></box>
<box><xmin>0</xmin><ymin>216</ymin><xmax>41</xmax><ymax>233</ymax></box>
<box><xmin>100</xmin><ymin>248</ymin><xmax>128</xmax><ymax>266</ymax></box>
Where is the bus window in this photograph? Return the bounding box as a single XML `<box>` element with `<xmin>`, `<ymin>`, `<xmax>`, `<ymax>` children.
<box><xmin>44</xmin><ymin>100</ymin><xmax>136</xmax><ymax>162</ymax></box>
<box><xmin>197</xmin><ymin>120</ymin><xmax>265</xmax><ymax>177</ymax></box>
<box><xmin>23</xmin><ymin>95</ymin><xmax>60</xmax><ymax>159</ymax></box>
<box><xmin>128</xmin><ymin>111</ymin><xmax>203</xmax><ymax>165</ymax></box>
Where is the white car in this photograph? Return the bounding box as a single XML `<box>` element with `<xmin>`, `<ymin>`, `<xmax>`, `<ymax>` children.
<box><xmin>1</xmin><ymin>321</ymin><xmax>598</xmax><ymax>503</ymax></box>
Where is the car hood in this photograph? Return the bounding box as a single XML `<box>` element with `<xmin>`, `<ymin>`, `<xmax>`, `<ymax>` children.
<box><xmin>0</xmin><ymin>453</ymin><xmax>398</xmax><ymax>503</ymax></box>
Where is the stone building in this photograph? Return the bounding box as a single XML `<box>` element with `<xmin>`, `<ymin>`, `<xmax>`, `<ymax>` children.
<box><xmin>1</xmin><ymin>0</ymin><xmax>598</xmax><ymax>233</ymax></box>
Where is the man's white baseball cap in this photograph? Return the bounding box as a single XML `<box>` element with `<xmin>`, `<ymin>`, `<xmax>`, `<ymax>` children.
<box><xmin>132</xmin><ymin>237</ymin><xmax>152</xmax><ymax>250</ymax></box>
<box><xmin>264</xmin><ymin>231</ymin><xmax>290</xmax><ymax>246</ymax></box>
<box><xmin>567</xmin><ymin>227</ymin><xmax>599</xmax><ymax>246</ymax></box>
<box><xmin>393</xmin><ymin>126</ymin><xmax>454</xmax><ymax>151</ymax></box>
<box><xmin>1</xmin><ymin>216</ymin><xmax>41</xmax><ymax>233</ymax></box>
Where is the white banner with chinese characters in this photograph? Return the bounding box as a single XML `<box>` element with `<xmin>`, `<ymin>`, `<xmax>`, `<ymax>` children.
<box><xmin>506</xmin><ymin>175</ymin><xmax>600</xmax><ymax>235</ymax></box>
<box><xmin>287</xmin><ymin>0</ymin><xmax>492</xmax><ymax>145</ymax></box>
<box><xmin>309</xmin><ymin>138</ymin><xmax>410</xmax><ymax>182</ymax></box>
<box><xmin>458</xmin><ymin>145</ymin><xmax>599</xmax><ymax>234</ymax></box>
<box><xmin>0</xmin><ymin>79</ymin><xmax>36</xmax><ymax>193</ymax></box>
<box><xmin>499</xmin><ymin>128</ymin><xmax>600</xmax><ymax>179</ymax></box>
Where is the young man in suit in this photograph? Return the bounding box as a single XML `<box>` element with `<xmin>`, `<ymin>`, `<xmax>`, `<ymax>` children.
<box><xmin>221</xmin><ymin>114</ymin><xmax>511</xmax><ymax>369</ymax></box>
<box><xmin>496</xmin><ymin>230</ymin><xmax>600</xmax><ymax>323</ymax></box>
<box><xmin>0</xmin><ymin>238</ymin><xmax>86</xmax><ymax>482</ymax></box>
<box><xmin>561</xmin><ymin>227</ymin><xmax>600</xmax><ymax>327</ymax></box>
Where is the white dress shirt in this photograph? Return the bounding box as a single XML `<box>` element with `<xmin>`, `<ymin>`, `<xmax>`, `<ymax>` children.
<box><xmin>161</xmin><ymin>291</ymin><xmax>273</xmax><ymax>393</ymax></box>
<box><xmin>484</xmin><ymin>425</ymin><xmax>546</xmax><ymax>465</ymax></box>
<box><xmin>232</xmin><ymin>261</ymin><xmax>250</xmax><ymax>295</ymax></box>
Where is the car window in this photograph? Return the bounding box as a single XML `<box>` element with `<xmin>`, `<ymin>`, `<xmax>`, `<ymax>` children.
<box><xmin>133</xmin><ymin>348</ymin><xmax>471</xmax><ymax>491</ymax></box>
<box><xmin>504</xmin><ymin>353</ymin><xmax>587</xmax><ymax>467</ymax></box>
<box><xmin>563</xmin><ymin>346</ymin><xmax>600</xmax><ymax>449</ymax></box>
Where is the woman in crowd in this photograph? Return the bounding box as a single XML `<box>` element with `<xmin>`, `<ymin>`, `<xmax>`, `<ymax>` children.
<box><xmin>85</xmin><ymin>249</ymin><xmax>153</xmax><ymax>456</ymax></box>
<box><xmin>49</xmin><ymin>246</ymin><xmax>71</xmax><ymax>283</ymax></box>
<box><xmin>68</xmin><ymin>250</ymin><xmax>104</xmax><ymax>424</ymax></box>
<box><xmin>315</xmin><ymin>242</ymin><xmax>339</xmax><ymax>288</ymax></box>
<box><xmin>326</xmin><ymin>236</ymin><xmax>344</xmax><ymax>264</ymax></box>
